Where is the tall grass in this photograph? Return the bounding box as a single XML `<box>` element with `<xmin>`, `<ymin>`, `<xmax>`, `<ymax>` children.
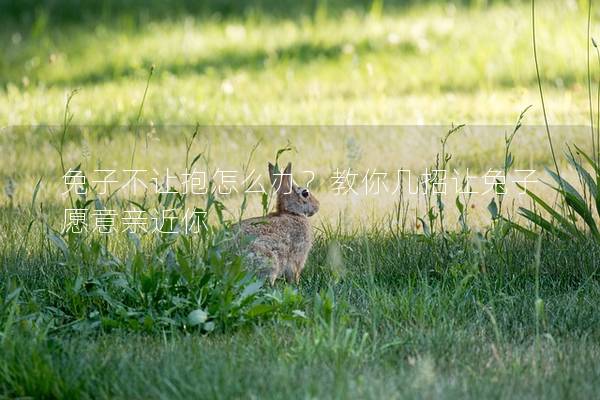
<box><xmin>517</xmin><ymin>0</ymin><xmax>600</xmax><ymax>242</ymax></box>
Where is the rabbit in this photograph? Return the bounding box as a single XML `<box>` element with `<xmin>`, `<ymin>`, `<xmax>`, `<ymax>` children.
<box><xmin>233</xmin><ymin>162</ymin><xmax>319</xmax><ymax>284</ymax></box>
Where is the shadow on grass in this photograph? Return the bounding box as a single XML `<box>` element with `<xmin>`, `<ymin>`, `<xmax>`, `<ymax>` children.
<box><xmin>2</xmin><ymin>0</ymin><xmax>514</xmax><ymax>27</ymax></box>
<box><xmin>45</xmin><ymin>38</ymin><xmax>419</xmax><ymax>87</ymax></box>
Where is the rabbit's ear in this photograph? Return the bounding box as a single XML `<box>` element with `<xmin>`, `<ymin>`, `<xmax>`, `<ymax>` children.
<box><xmin>268</xmin><ymin>162</ymin><xmax>292</xmax><ymax>193</ymax></box>
<box><xmin>281</xmin><ymin>163</ymin><xmax>292</xmax><ymax>191</ymax></box>
<box><xmin>283</xmin><ymin>162</ymin><xmax>292</xmax><ymax>175</ymax></box>
<box><xmin>268</xmin><ymin>162</ymin><xmax>276</xmax><ymax>185</ymax></box>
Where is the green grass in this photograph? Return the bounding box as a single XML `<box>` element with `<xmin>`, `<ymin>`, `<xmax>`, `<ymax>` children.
<box><xmin>2</xmin><ymin>1</ymin><xmax>599</xmax><ymax>206</ymax></box>
<box><xmin>1</xmin><ymin>1</ymin><xmax>598</xmax><ymax>126</ymax></box>
<box><xmin>2</xmin><ymin>224</ymin><xmax>600</xmax><ymax>398</ymax></box>
<box><xmin>2</xmin><ymin>0</ymin><xmax>600</xmax><ymax>398</ymax></box>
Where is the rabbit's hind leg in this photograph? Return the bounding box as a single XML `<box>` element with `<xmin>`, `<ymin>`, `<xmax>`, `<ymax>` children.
<box><xmin>283</xmin><ymin>263</ymin><xmax>303</xmax><ymax>284</ymax></box>
<box><xmin>247</xmin><ymin>249</ymin><xmax>280</xmax><ymax>285</ymax></box>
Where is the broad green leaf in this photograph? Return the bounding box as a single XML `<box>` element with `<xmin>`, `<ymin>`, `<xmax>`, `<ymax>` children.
<box><xmin>247</xmin><ymin>303</ymin><xmax>276</xmax><ymax>317</ymax></box>
<box><xmin>573</xmin><ymin>144</ymin><xmax>600</xmax><ymax>216</ymax></box>
<box><xmin>187</xmin><ymin>309</ymin><xmax>208</xmax><ymax>326</ymax></box>
<box><xmin>516</xmin><ymin>183</ymin><xmax>581</xmax><ymax>238</ymax></box>
<box><xmin>560</xmin><ymin>188</ymin><xmax>600</xmax><ymax>239</ymax></box>
<box><xmin>566</xmin><ymin>150</ymin><xmax>597</xmax><ymax>201</ymax></box>
<box><xmin>4</xmin><ymin>287</ymin><xmax>21</xmax><ymax>304</ymax></box>
<box><xmin>239</xmin><ymin>280</ymin><xmax>263</xmax><ymax>303</ymax></box>
<box><xmin>517</xmin><ymin>207</ymin><xmax>569</xmax><ymax>240</ymax></box>
<box><xmin>47</xmin><ymin>229</ymin><xmax>69</xmax><ymax>257</ymax></box>
<box><xmin>417</xmin><ymin>217</ymin><xmax>430</xmax><ymax>236</ymax></box>
<box><xmin>261</xmin><ymin>192</ymin><xmax>269</xmax><ymax>215</ymax></box>
<box><xmin>455</xmin><ymin>196</ymin><xmax>464</xmax><ymax>214</ymax></box>
<box><xmin>203</xmin><ymin>321</ymin><xmax>215</xmax><ymax>332</ymax></box>
<box><xmin>487</xmin><ymin>198</ymin><xmax>498</xmax><ymax>219</ymax></box>
<box><xmin>292</xmin><ymin>309</ymin><xmax>307</xmax><ymax>319</ymax></box>
<box><xmin>500</xmin><ymin>217</ymin><xmax>538</xmax><ymax>239</ymax></box>
<box><xmin>545</xmin><ymin>168</ymin><xmax>586</xmax><ymax>205</ymax></box>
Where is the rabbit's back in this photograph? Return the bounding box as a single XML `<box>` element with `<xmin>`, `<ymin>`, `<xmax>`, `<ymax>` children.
<box><xmin>237</xmin><ymin>213</ymin><xmax>312</xmax><ymax>282</ymax></box>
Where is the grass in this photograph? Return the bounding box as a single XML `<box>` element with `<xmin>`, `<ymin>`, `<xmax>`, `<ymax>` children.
<box><xmin>2</xmin><ymin>0</ymin><xmax>600</xmax><ymax>398</ymax></box>
<box><xmin>1</xmin><ymin>2</ymin><xmax>598</xmax><ymax>126</ymax></box>
<box><xmin>2</xmin><ymin>223</ymin><xmax>600</xmax><ymax>398</ymax></box>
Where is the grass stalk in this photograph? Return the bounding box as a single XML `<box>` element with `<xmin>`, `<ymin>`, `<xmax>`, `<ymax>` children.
<box><xmin>588</xmin><ymin>0</ymin><xmax>596</xmax><ymax>160</ymax></box>
<box><xmin>533</xmin><ymin>236</ymin><xmax>543</xmax><ymax>368</ymax></box>
<box><xmin>56</xmin><ymin>90</ymin><xmax>78</xmax><ymax>208</ymax></box>
<box><xmin>595</xmin><ymin>38</ymin><xmax>600</xmax><ymax>166</ymax></box>
<box><xmin>531</xmin><ymin>0</ymin><xmax>561</xmax><ymax>178</ymax></box>
<box><xmin>129</xmin><ymin>66</ymin><xmax>154</xmax><ymax>192</ymax></box>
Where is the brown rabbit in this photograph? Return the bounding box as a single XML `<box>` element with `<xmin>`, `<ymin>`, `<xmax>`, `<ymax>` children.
<box><xmin>234</xmin><ymin>162</ymin><xmax>319</xmax><ymax>284</ymax></box>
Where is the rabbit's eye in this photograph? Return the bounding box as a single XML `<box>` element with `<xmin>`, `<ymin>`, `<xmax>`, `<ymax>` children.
<box><xmin>301</xmin><ymin>189</ymin><xmax>309</xmax><ymax>198</ymax></box>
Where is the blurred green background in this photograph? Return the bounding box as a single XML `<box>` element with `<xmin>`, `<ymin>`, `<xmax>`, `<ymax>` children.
<box><xmin>1</xmin><ymin>0</ymin><xmax>598</xmax><ymax>221</ymax></box>
<box><xmin>0</xmin><ymin>0</ymin><xmax>596</xmax><ymax>125</ymax></box>
<box><xmin>2</xmin><ymin>0</ymin><xmax>524</xmax><ymax>24</ymax></box>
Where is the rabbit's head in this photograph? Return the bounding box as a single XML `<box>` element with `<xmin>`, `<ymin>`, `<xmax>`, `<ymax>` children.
<box><xmin>269</xmin><ymin>162</ymin><xmax>319</xmax><ymax>217</ymax></box>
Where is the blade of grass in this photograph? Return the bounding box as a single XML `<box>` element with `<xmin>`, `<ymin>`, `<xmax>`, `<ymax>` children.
<box><xmin>516</xmin><ymin>183</ymin><xmax>582</xmax><ymax>238</ymax></box>
<box><xmin>517</xmin><ymin>207</ymin><xmax>570</xmax><ymax>240</ymax></box>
